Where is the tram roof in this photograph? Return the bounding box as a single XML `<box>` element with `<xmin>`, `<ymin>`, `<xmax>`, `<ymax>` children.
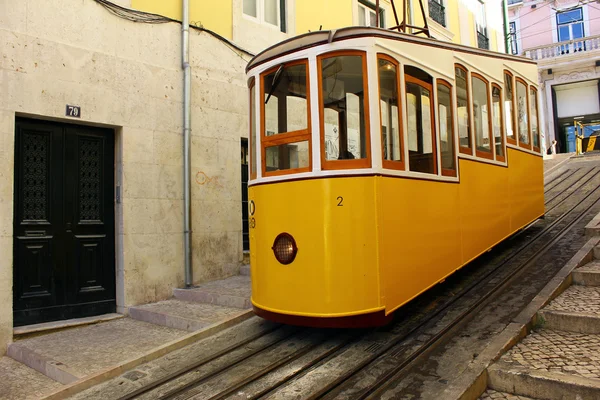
<box><xmin>246</xmin><ymin>27</ymin><xmax>536</xmax><ymax>73</ymax></box>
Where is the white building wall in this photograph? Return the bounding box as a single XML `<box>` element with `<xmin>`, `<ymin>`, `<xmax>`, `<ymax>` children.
<box><xmin>0</xmin><ymin>0</ymin><xmax>250</xmax><ymax>354</ymax></box>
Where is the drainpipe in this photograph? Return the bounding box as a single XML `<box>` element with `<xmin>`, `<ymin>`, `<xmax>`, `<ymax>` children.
<box><xmin>182</xmin><ymin>0</ymin><xmax>193</xmax><ymax>287</ymax></box>
<box><xmin>502</xmin><ymin>0</ymin><xmax>510</xmax><ymax>54</ymax></box>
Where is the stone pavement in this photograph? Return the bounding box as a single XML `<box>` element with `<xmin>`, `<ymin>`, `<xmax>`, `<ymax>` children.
<box><xmin>0</xmin><ymin>266</ymin><xmax>253</xmax><ymax>399</ymax></box>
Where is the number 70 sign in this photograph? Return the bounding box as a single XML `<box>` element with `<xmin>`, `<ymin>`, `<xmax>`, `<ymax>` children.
<box><xmin>66</xmin><ymin>105</ymin><xmax>81</xmax><ymax>118</ymax></box>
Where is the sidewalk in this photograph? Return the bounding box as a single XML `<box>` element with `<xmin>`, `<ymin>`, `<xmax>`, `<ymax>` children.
<box><xmin>0</xmin><ymin>266</ymin><xmax>252</xmax><ymax>400</ymax></box>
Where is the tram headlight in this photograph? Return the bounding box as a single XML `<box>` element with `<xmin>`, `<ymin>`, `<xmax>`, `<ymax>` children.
<box><xmin>272</xmin><ymin>233</ymin><xmax>298</xmax><ymax>265</ymax></box>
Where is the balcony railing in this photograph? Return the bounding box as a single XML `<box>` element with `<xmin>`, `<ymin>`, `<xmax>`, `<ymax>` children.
<box><xmin>524</xmin><ymin>34</ymin><xmax>600</xmax><ymax>61</ymax></box>
<box><xmin>428</xmin><ymin>0</ymin><xmax>446</xmax><ymax>27</ymax></box>
<box><xmin>507</xmin><ymin>0</ymin><xmax>522</xmax><ymax>5</ymax></box>
<box><xmin>477</xmin><ymin>31</ymin><xmax>489</xmax><ymax>50</ymax></box>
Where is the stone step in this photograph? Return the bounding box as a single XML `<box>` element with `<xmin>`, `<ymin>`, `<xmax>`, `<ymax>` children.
<box><xmin>488</xmin><ymin>328</ymin><xmax>600</xmax><ymax>399</ymax></box>
<box><xmin>7</xmin><ymin>318</ymin><xmax>187</xmax><ymax>385</ymax></box>
<box><xmin>573</xmin><ymin>261</ymin><xmax>600</xmax><ymax>286</ymax></box>
<box><xmin>0</xmin><ymin>356</ymin><xmax>63</xmax><ymax>400</ymax></box>
<box><xmin>173</xmin><ymin>275</ymin><xmax>252</xmax><ymax>309</ymax></box>
<box><xmin>240</xmin><ymin>264</ymin><xmax>250</xmax><ymax>276</ymax></box>
<box><xmin>538</xmin><ymin>285</ymin><xmax>600</xmax><ymax>333</ymax></box>
<box><xmin>488</xmin><ymin>362</ymin><xmax>600</xmax><ymax>400</ymax></box>
<box><xmin>129</xmin><ymin>299</ymin><xmax>249</xmax><ymax>332</ymax></box>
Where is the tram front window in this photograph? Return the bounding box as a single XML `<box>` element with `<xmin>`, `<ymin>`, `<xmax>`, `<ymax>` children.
<box><xmin>319</xmin><ymin>53</ymin><xmax>369</xmax><ymax>166</ymax></box>
<box><xmin>261</xmin><ymin>60</ymin><xmax>311</xmax><ymax>175</ymax></box>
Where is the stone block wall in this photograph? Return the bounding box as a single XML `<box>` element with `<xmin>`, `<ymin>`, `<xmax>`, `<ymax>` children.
<box><xmin>0</xmin><ymin>0</ymin><xmax>249</xmax><ymax>354</ymax></box>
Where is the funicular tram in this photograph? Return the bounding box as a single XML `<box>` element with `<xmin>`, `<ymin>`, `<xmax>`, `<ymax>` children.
<box><xmin>245</xmin><ymin>8</ymin><xmax>544</xmax><ymax>327</ymax></box>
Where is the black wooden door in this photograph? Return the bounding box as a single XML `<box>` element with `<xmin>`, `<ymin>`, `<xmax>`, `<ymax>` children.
<box><xmin>13</xmin><ymin>118</ymin><xmax>115</xmax><ymax>326</ymax></box>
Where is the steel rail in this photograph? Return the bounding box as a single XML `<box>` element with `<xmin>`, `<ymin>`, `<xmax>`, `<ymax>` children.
<box><xmin>123</xmin><ymin>164</ymin><xmax>596</xmax><ymax>400</ymax></box>
<box><xmin>543</xmin><ymin>167</ymin><xmax>577</xmax><ymax>192</ymax></box>
<box><xmin>355</xmin><ymin>186</ymin><xmax>600</xmax><ymax>400</ymax></box>
<box><xmin>231</xmin><ymin>173</ymin><xmax>600</xmax><ymax>400</ymax></box>
<box><xmin>116</xmin><ymin>324</ymin><xmax>288</xmax><ymax>400</ymax></box>
<box><xmin>545</xmin><ymin>167</ymin><xmax>600</xmax><ymax>212</ymax></box>
<box><xmin>315</xmin><ymin>182</ymin><xmax>600</xmax><ymax>400</ymax></box>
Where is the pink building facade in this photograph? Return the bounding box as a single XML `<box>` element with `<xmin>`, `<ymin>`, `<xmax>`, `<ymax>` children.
<box><xmin>509</xmin><ymin>0</ymin><xmax>600</xmax><ymax>153</ymax></box>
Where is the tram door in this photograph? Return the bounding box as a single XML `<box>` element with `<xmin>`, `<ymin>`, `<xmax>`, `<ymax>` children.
<box><xmin>241</xmin><ymin>139</ymin><xmax>249</xmax><ymax>251</ymax></box>
<box><xmin>13</xmin><ymin>118</ymin><xmax>116</xmax><ymax>326</ymax></box>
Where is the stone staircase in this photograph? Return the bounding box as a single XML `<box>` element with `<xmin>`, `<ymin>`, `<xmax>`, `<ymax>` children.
<box><xmin>479</xmin><ymin>248</ymin><xmax>600</xmax><ymax>399</ymax></box>
<box><xmin>128</xmin><ymin>265</ymin><xmax>252</xmax><ymax>331</ymax></box>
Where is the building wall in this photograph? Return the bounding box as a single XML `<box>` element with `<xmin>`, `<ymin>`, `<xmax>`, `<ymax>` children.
<box><xmin>131</xmin><ymin>0</ymin><xmax>234</xmax><ymax>40</ymax></box>
<box><xmin>0</xmin><ymin>0</ymin><xmax>248</xmax><ymax>355</ymax></box>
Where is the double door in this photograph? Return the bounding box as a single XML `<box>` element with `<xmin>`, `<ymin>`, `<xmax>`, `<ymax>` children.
<box><xmin>13</xmin><ymin>118</ymin><xmax>115</xmax><ymax>326</ymax></box>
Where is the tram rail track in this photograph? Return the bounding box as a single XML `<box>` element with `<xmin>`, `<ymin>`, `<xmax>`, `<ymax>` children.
<box><xmin>115</xmin><ymin>163</ymin><xmax>600</xmax><ymax>400</ymax></box>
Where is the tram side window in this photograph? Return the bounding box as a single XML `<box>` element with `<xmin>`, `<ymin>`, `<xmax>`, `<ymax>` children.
<box><xmin>455</xmin><ymin>65</ymin><xmax>471</xmax><ymax>154</ymax></box>
<box><xmin>437</xmin><ymin>80</ymin><xmax>456</xmax><ymax>175</ymax></box>
<box><xmin>516</xmin><ymin>78</ymin><xmax>530</xmax><ymax>147</ymax></box>
<box><xmin>530</xmin><ymin>87</ymin><xmax>540</xmax><ymax>151</ymax></box>
<box><xmin>492</xmin><ymin>84</ymin><xmax>505</xmax><ymax>161</ymax></box>
<box><xmin>405</xmin><ymin>66</ymin><xmax>436</xmax><ymax>175</ymax></box>
<box><xmin>504</xmin><ymin>72</ymin><xmax>516</xmax><ymax>144</ymax></box>
<box><xmin>319</xmin><ymin>53</ymin><xmax>370</xmax><ymax>169</ymax></box>
<box><xmin>472</xmin><ymin>74</ymin><xmax>493</xmax><ymax>159</ymax></box>
<box><xmin>249</xmin><ymin>78</ymin><xmax>257</xmax><ymax>179</ymax></box>
<box><xmin>378</xmin><ymin>56</ymin><xmax>403</xmax><ymax>169</ymax></box>
<box><xmin>261</xmin><ymin>61</ymin><xmax>311</xmax><ymax>175</ymax></box>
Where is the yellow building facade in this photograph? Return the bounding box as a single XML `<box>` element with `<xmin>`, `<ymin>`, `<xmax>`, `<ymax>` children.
<box><xmin>132</xmin><ymin>0</ymin><xmax>506</xmax><ymax>53</ymax></box>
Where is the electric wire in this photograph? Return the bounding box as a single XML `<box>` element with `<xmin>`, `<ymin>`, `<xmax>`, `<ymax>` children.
<box><xmin>93</xmin><ymin>0</ymin><xmax>255</xmax><ymax>58</ymax></box>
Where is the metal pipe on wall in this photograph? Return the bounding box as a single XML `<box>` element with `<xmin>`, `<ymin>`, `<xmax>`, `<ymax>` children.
<box><xmin>182</xmin><ymin>0</ymin><xmax>193</xmax><ymax>287</ymax></box>
<box><xmin>502</xmin><ymin>0</ymin><xmax>510</xmax><ymax>54</ymax></box>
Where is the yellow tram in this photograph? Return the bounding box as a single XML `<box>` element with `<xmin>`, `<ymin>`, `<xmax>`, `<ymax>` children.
<box><xmin>245</xmin><ymin>27</ymin><xmax>544</xmax><ymax>327</ymax></box>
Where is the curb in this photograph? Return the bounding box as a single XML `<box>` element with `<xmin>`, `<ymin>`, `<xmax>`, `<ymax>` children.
<box><xmin>442</xmin><ymin>236</ymin><xmax>600</xmax><ymax>400</ymax></box>
<box><xmin>39</xmin><ymin>309</ymin><xmax>254</xmax><ymax>400</ymax></box>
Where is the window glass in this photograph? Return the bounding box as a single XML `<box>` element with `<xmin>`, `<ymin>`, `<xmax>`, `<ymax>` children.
<box><xmin>379</xmin><ymin>58</ymin><xmax>402</xmax><ymax>164</ymax></box>
<box><xmin>492</xmin><ymin>85</ymin><xmax>504</xmax><ymax>159</ymax></box>
<box><xmin>250</xmin><ymin>81</ymin><xmax>257</xmax><ymax>177</ymax></box>
<box><xmin>321</xmin><ymin>55</ymin><xmax>368</xmax><ymax>161</ymax></box>
<box><xmin>261</xmin><ymin>60</ymin><xmax>311</xmax><ymax>176</ymax></box>
<box><xmin>504</xmin><ymin>73</ymin><xmax>515</xmax><ymax>142</ymax></box>
<box><xmin>264</xmin><ymin>63</ymin><xmax>308</xmax><ymax>136</ymax></box>
<box><xmin>265</xmin><ymin>141</ymin><xmax>309</xmax><ymax>171</ymax></box>
<box><xmin>243</xmin><ymin>0</ymin><xmax>257</xmax><ymax>17</ymax></box>
<box><xmin>437</xmin><ymin>82</ymin><xmax>455</xmax><ymax>172</ymax></box>
<box><xmin>530</xmin><ymin>87</ymin><xmax>539</xmax><ymax>149</ymax></box>
<box><xmin>455</xmin><ymin>66</ymin><xmax>470</xmax><ymax>150</ymax></box>
<box><xmin>516</xmin><ymin>80</ymin><xmax>529</xmax><ymax>145</ymax></box>
<box><xmin>472</xmin><ymin>76</ymin><xmax>491</xmax><ymax>153</ymax></box>
<box><xmin>264</xmin><ymin>0</ymin><xmax>278</xmax><ymax>26</ymax></box>
<box><xmin>406</xmin><ymin>67</ymin><xmax>435</xmax><ymax>174</ymax></box>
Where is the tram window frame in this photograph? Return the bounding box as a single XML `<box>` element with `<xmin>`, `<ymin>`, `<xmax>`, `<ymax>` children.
<box><xmin>436</xmin><ymin>79</ymin><xmax>456</xmax><ymax>177</ymax></box>
<box><xmin>491</xmin><ymin>83</ymin><xmax>506</xmax><ymax>163</ymax></box>
<box><xmin>249</xmin><ymin>77</ymin><xmax>257</xmax><ymax>180</ymax></box>
<box><xmin>377</xmin><ymin>53</ymin><xmax>405</xmax><ymax>171</ymax></box>
<box><xmin>455</xmin><ymin>64</ymin><xmax>472</xmax><ymax>156</ymax></box>
<box><xmin>260</xmin><ymin>59</ymin><xmax>312</xmax><ymax>177</ymax></box>
<box><xmin>530</xmin><ymin>86</ymin><xmax>541</xmax><ymax>153</ymax></box>
<box><xmin>515</xmin><ymin>77</ymin><xmax>531</xmax><ymax>150</ymax></box>
<box><xmin>471</xmin><ymin>72</ymin><xmax>494</xmax><ymax>160</ymax></box>
<box><xmin>504</xmin><ymin>71</ymin><xmax>517</xmax><ymax>146</ymax></box>
<box><xmin>405</xmin><ymin>66</ymin><xmax>437</xmax><ymax>175</ymax></box>
<box><xmin>317</xmin><ymin>50</ymin><xmax>372</xmax><ymax>170</ymax></box>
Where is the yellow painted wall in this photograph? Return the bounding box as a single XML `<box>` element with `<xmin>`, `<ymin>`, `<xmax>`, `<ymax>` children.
<box><xmin>446</xmin><ymin>2</ymin><xmax>461</xmax><ymax>44</ymax></box>
<box><xmin>296</xmin><ymin>0</ymin><xmax>354</xmax><ymax>34</ymax></box>
<box><xmin>131</xmin><ymin>0</ymin><xmax>233</xmax><ymax>39</ymax></box>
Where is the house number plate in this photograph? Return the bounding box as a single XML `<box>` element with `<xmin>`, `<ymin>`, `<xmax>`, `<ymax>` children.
<box><xmin>66</xmin><ymin>105</ymin><xmax>81</xmax><ymax>118</ymax></box>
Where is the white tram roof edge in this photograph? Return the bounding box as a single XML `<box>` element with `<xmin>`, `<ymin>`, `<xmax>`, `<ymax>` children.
<box><xmin>245</xmin><ymin>26</ymin><xmax>537</xmax><ymax>74</ymax></box>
